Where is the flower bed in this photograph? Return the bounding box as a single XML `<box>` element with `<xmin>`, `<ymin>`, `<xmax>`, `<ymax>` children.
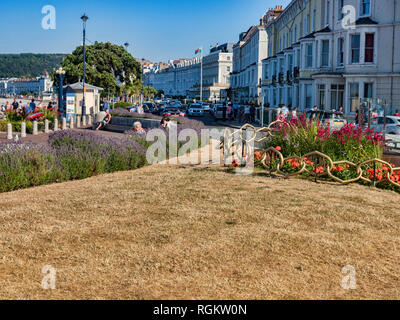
<box><xmin>0</xmin><ymin>109</ymin><xmax>58</xmax><ymax>134</ymax></box>
<box><xmin>0</xmin><ymin>131</ymin><xmax>147</xmax><ymax>193</ymax></box>
<box><xmin>240</xmin><ymin>117</ymin><xmax>399</xmax><ymax>192</ymax></box>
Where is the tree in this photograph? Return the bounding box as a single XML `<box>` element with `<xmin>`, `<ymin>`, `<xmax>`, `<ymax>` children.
<box><xmin>125</xmin><ymin>79</ymin><xmax>142</xmax><ymax>103</ymax></box>
<box><xmin>143</xmin><ymin>86</ymin><xmax>158</xmax><ymax>100</ymax></box>
<box><xmin>52</xmin><ymin>42</ymin><xmax>142</xmax><ymax>97</ymax></box>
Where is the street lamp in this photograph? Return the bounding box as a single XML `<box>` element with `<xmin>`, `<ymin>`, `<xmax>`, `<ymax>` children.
<box><xmin>81</xmin><ymin>13</ymin><xmax>89</xmax><ymax>116</ymax></box>
<box><xmin>56</xmin><ymin>67</ymin><xmax>66</xmax><ymax>114</ymax></box>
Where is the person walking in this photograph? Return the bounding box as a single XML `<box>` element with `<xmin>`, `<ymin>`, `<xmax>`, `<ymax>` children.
<box><xmin>233</xmin><ymin>103</ymin><xmax>239</xmax><ymax>120</ymax></box>
<box><xmin>222</xmin><ymin>103</ymin><xmax>227</xmax><ymax>121</ymax></box>
<box><xmin>292</xmin><ymin>107</ymin><xmax>298</xmax><ymax>120</ymax></box>
<box><xmin>243</xmin><ymin>105</ymin><xmax>251</xmax><ymax>123</ymax></box>
<box><xmin>27</xmin><ymin>99</ymin><xmax>36</xmax><ymax>113</ymax></box>
<box><xmin>227</xmin><ymin>104</ymin><xmax>233</xmax><ymax>121</ymax></box>
<box><xmin>12</xmin><ymin>99</ymin><xmax>19</xmax><ymax>111</ymax></box>
<box><xmin>250</xmin><ymin>104</ymin><xmax>256</xmax><ymax>123</ymax></box>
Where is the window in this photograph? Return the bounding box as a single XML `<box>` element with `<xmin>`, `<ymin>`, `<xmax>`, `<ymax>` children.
<box><xmin>306</xmin><ymin>44</ymin><xmax>313</xmax><ymax>68</ymax></box>
<box><xmin>296</xmin><ymin>49</ymin><xmax>301</xmax><ymax>67</ymax></box>
<box><xmin>364</xmin><ymin>82</ymin><xmax>373</xmax><ymax>98</ymax></box>
<box><xmin>365</xmin><ymin>33</ymin><xmax>374</xmax><ymax>63</ymax></box>
<box><xmin>305</xmin><ymin>84</ymin><xmax>313</xmax><ymax>109</ymax></box>
<box><xmin>331</xmin><ymin>84</ymin><xmax>344</xmax><ymax>109</ymax></box>
<box><xmin>349</xmin><ymin>83</ymin><xmax>359</xmax><ymax>112</ymax></box>
<box><xmin>295</xmin><ymin>25</ymin><xmax>297</xmax><ymax>41</ymax></box>
<box><xmin>318</xmin><ymin>84</ymin><xmax>326</xmax><ymax>109</ymax></box>
<box><xmin>326</xmin><ymin>0</ymin><xmax>330</xmax><ymax>25</ymax></box>
<box><xmin>351</xmin><ymin>34</ymin><xmax>361</xmax><ymax>63</ymax></box>
<box><xmin>227</xmin><ymin>66</ymin><xmax>231</xmax><ymax>72</ymax></box>
<box><xmin>306</xmin><ymin>14</ymin><xmax>310</xmax><ymax>33</ymax></box>
<box><xmin>338</xmin><ymin>38</ymin><xmax>344</xmax><ymax>65</ymax></box>
<box><xmin>227</xmin><ymin>56</ymin><xmax>231</xmax><ymax>61</ymax></box>
<box><xmin>338</xmin><ymin>0</ymin><xmax>344</xmax><ymax>20</ymax></box>
<box><xmin>313</xmin><ymin>9</ymin><xmax>316</xmax><ymax>31</ymax></box>
<box><xmin>321</xmin><ymin>40</ymin><xmax>329</xmax><ymax>67</ymax></box>
<box><xmin>288</xmin><ymin>54</ymin><xmax>293</xmax><ymax>72</ymax></box>
<box><xmin>361</xmin><ymin>0</ymin><xmax>371</xmax><ymax>16</ymax></box>
<box><xmin>280</xmin><ymin>58</ymin><xmax>285</xmax><ymax>73</ymax></box>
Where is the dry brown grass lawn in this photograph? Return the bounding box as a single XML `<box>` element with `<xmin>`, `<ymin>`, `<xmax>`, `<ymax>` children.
<box><xmin>0</xmin><ymin>163</ymin><xmax>399</xmax><ymax>300</ymax></box>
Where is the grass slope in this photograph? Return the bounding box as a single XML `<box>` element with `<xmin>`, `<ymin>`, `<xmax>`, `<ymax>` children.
<box><xmin>0</xmin><ymin>164</ymin><xmax>399</xmax><ymax>300</ymax></box>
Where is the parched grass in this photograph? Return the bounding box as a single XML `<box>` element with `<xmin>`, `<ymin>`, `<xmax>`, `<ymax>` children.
<box><xmin>0</xmin><ymin>164</ymin><xmax>399</xmax><ymax>300</ymax></box>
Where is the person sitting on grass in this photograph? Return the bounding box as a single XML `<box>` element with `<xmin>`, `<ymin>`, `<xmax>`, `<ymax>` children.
<box><xmin>96</xmin><ymin>109</ymin><xmax>112</xmax><ymax>131</ymax></box>
<box><xmin>133</xmin><ymin>121</ymin><xmax>146</xmax><ymax>135</ymax></box>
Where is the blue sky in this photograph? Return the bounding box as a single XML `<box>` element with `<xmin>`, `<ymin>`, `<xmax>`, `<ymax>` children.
<box><xmin>0</xmin><ymin>0</ymin><xmax>291</xmax><ymax>62</ymax></box>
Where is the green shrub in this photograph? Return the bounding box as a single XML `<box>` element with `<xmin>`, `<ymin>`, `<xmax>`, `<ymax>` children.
<box><xmin>113</xmin><ymin>102</ymin><xmax>132</xmax><ymax>109</ymax></box>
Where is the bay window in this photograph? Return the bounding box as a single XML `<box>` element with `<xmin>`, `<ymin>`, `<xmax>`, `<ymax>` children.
<box><xmin>306</xmin><ymin>44</ymin><xmax>313</xmax><ymax>68</ymax></box>
<box><xmin>318</xmin><ymin>85</ymin><xmax>326</xmax><ymax>110</ymax></box>
<box><xmin>351</xmin><ymin>34</ymin><xmax>360</xmax><ymax>64</ymax></box>
<box><xmin>338</xmin><ymin>38</ymin><xmax>344</xmax><ymax>66</ymax></box>
<box><xmin>365</xmin><ymin>33</ymin><xmax>375</xmax><ymax>63</ymax></box>
<box><xmin>349</xmin><ymin>83</ymin><xmax>359</xmax><ymax>112</ymax></box>
<box><xmin>331</xmin><ymin>84</ymin><xmax>344</xmax><ymax>110</ymax></box>
<box><xmin>321</xmin><ymin>40</ymin><xmax>329</xmax><ymax>67</ymax></box>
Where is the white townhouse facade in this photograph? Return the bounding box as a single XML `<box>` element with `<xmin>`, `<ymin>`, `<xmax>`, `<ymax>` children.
<box><xmin>230</xmin><ymin>22</ymin><xmax>270</xmax><ymax>103</ymax></box>
<box><xmin>143</xmin><ymin>44</ymin><xmax>233</xmax><ymax>101</ymax></box>
<box><xmin>261</xmin><ymin>0</ymin><xmax>400</xmax><ymax>115</ymax></box>
<box><xmin>4</xmin><ymin>75</ymin><xmax>53</xmax><ymax>96</ymax></box>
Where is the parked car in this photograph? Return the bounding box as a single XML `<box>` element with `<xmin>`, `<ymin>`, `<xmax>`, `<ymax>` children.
<box><xmin>143</xmin><ymin>102</ymin><xmax>157</xmax><ymax>114</ymax></box>
<box><xmin>213</xmin><ymin>104</ymin><xmax>225</xmax><ymax>120</ymax></box>
<box><xmin>188</xmin><ymin>104</ymin><xmax>205</xmax><ymax>117</ymax></box>
<box><xmin>306</xmin><ymin>110</ymin><xmax>347</xmax><ymax>130</ymax></box>
<box><xmin>157</xmin><ymin>103</ymin><xmax>168</xmax><ymax>115</ymax></box>
<box><xmin>370</xmin><ymin>116</ymin><xmax>400</xmax><ymax>135</ymax></box>
<box><xmin>164</xmin><ymin>107</ymin><xmax>186</xmax><ymax>117</ymax></box>
<box><xmin>201</xmin><ymin>103</ymin><xmax>212</xmax><ymax>113</ymax></box>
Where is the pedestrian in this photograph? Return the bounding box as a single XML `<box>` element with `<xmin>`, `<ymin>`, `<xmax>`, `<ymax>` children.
<box><xmin>12</xmin><ymin>99</ymin><xmax>19</xmax><ymax>111</ymax></box>
<box><xmin>222</xmin><ymin>103</ymin><xmax>227</xmax><ymax>121</ymax></box>
<box><xmin>27</xmin><ymin>99</ymin><xmax>36</xmax><ymax>113</ymax></box>
<box><xmin>355</xmin><ymin>109</ymin><xmax>359</xmax><ymax>125</ymax></box>
<box><xmin>250</xmin><ymin>104</ymin><xmax>256</xmax><ymax>123</ymax></box>
<box><xmin>227</xmin><ymin>104</ymin><xmax>233</xmax><ymax>121</ymax></box>
<box><xmin>233</xmin><ymin>103</ymin><xmax>239</xmax><ymax>120</ymax></box>
<box><xmin>281</xmin><ymin>104</ymin><xmax>289</xmax><ymax>117</ymax></box>
<box><xmin>244</xmin><ymin>105</ymin><xmax>251</xmax><ymax>123</ymax></box>
<box><xmin>292</xmin><ymin>107</ymin><xmax>298</xmax><ymax>120</ymax></box>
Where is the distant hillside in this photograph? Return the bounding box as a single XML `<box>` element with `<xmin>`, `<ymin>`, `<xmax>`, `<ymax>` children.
<box><xmin>0</xmin><ymin>54</ymin><xmax>65</xmax><ymax>78</ymax></box>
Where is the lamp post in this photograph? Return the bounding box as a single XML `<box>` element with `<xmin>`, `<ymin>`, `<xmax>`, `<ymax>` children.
<box><xmin>124</xmin><ymin>42</ymin><xmax>129</xmax><ymax>102</ymax></box>
<box><xmin>260</xmin><ymin>92</ymin><xmax>266</xmax><ymax>127</ymax></box>
<box><xmin>56</xmin><ymin>67</ymin><xmax>66</xmax><ymax>114</ymax></box>
<box><xmin>81</xmin><ymin>14</ymin><xmax>89</xmax><ymax>116</ymax></box>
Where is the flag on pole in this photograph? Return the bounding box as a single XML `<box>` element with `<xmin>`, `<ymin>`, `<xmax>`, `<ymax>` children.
<box><xmin>195</xmin><ymin>48</ymin><xmax>202</xmax><ymax>55</ymax></box>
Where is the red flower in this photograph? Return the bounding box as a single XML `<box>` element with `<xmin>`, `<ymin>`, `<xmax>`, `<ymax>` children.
<box><xmin>313</xmin><ymin>166</ymin><xmax>325</xmax><ymax>174</ymax></box>
<box><xmin>275</xmin><ymin>146</ymin><xmax>282</xmax><ymax>151</ymax></box>
<box><xmin>254</xmin><ymin>152</ymin><xmax>262</xmax><ymax>161</ymax></box>
<box><xmin>232</xmin><ymin>159</ymin><xmax>240</xmax><ymax>168</ymax></box>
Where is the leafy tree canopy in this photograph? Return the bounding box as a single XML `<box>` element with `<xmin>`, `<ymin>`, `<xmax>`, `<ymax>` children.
<box><xmin>53</xmin><ymin>42</ymin><xmax>142</xmax><ymax>97</ymax></box>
